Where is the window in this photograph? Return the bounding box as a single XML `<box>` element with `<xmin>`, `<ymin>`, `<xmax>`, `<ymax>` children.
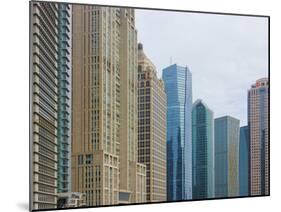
<box><xmin>78</xmin><ymin>155</ymin><xmax>83</xmax><ymax>165</ymax></box>
<box><xmin>86</xmin><ymin>154</ymin><xmax>93</xmax><ymax>164</ymax></box>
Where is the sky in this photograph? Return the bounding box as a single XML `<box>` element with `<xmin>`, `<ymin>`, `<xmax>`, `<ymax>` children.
<box><xmin>135</xmin><ymin>9</ymin><xmax>268</xmax><ymax>126</ymax></box>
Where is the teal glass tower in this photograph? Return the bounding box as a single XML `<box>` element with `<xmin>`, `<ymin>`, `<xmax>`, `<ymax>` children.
<box><xmin>162</xmin><ymin>64</ymin><xmax>192</xmax><ymax>201</ymax></box>
<box><xmin>192</xmin><ymin>99</ymin><xmax>214</xmax><ymax>199</ymax></box>
<box><xmin>214</xmin><ymin>116</ymin><xmax>240</xmax><ymax>198</ymax></box>
<box><xmin>239</xmin><ymin>126</ymin><xmax>249</xmax><ymax>196</ymax></box>
<box><xmin>57</xmin><ymin>3</ymin><xmax>71</xmax><ymax>193</ymax></box>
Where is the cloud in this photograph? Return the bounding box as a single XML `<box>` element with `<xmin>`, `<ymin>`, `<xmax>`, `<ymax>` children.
<box><xmin>135</xmin><ymin>9</ymin><xmax>268</xmax><ymax>126</ymax></box>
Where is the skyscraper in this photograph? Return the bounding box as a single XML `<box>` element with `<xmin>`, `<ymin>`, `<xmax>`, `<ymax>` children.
<box><xmin>248</xmin><ymin>78</ymin><xmax>269</xmax><ymax>196</ymax></box>
<box><xmin>162</xmin><ymin>64</ymin><xmax>192</xmax><ymax>201</ymax></box>
<box><xmin>137</xmin><ymin>43</ymin><xmax>167</xmax><ymax>202</ymax></box>
<box><xmin>239</xmin><ymin>126</ymin><xmax>250</xmax><ymax>196</ymax></box>
<box><xmin>57</xmin><ymin>3</ymin><xmax>72</xmax><ymax>194</ymax></box>
<box><xmin>30</xmin><ymin>2</ymin><xmax>72</xmax><ymax>210</ymax></box>
<box><xmin>214</xmin><ymin>116</ymin><xmax>240</xmax><ymax>198</ymax></box>
<box><xmin>119</xmin><ymin>9</ymin><xmax>146</xmax><ymax>204</ymax></box>
<box><xmin>71</xmin><ymin>5</ymin><xmax>121</xmax><ymax>206</ymax></box>
<box><xmin>192</xmin><ymin>99</ymin><xmax>214</xmax><ymax>199</ymax></box>
<box><xmin>71</xmin><ymin>5</ymin><xmax>146</xmax><ymax>206</ymax></box>
<box><xmin>31</xmin><ymin>2</ymin><xmax>59</xmax><ymax>209</ymax></box>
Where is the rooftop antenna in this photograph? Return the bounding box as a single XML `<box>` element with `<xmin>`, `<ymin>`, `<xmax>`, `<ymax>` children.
<box><xmin>170</xmin><ymin>56</ymin><xmax>173</xmax><ymax>65</ymax></box>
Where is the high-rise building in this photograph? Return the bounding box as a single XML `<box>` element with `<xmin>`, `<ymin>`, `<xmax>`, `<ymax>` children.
<box><xmin>214</xmin><ymin>116</ymin><xmax>240</xmax><ymax>198</ymax></box>
<box><xmin>192</xmin><ymin>99</ymin><xmax>214</xmax><ymax>199</ymax></box>
<box><xmin>239</xmin><ymin>126</ymin><xmax>250</xmax><ymax>196</ymax></box>
<box><xmin>119</xmin><ymin>9</ymin><xmax>147</xmax><ymax>204</ymax></box>
<box><xmin>71</xmin><ymin>5</ymin><xmax>120</xmax><ymax>206</ymax></box>
<box><xmin>248</xmin><ymin>78</ymin><xmax>269</xmax><ymax>196</ymax></box>
<box><xmin>57</xmin><ymin>3</ymin><xmax>72</xmax><ymax>194</ymax></box>
<box><xmin>30</xmin><ymin>2</ymin><xmax>72</xmax><ymax>210</ymax></box>
<box><xmin>71</xmin><ymin>5</ymin><xmax>146</xmax><ymax>206</ymax></box>
<box><xmin>162</xmin><ymin>64</ymin><xmax>192</xmax><ymax>201</ymax></box>
<box><xmin>137</xmin><ymin>43</ymin><xmax>167</xmax><ymax>202</ymax></box>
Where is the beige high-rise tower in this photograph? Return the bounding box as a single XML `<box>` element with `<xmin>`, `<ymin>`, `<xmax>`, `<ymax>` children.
<box><xmin>248</xmin><ymin>78</ymin><xmax>269</xmax><ymax>196</ymax></box>
<box><xmin>71</xmin><ymin>5</ymin><xmax>146</xmax><ymax>206</ymax></box>
<box><xmin>119</xmin><ymin>9</ymin><xmax>147</xmax><ymax>204</ymax></box>
<box><xmin>137</xmin><ymin>43</ymin><xmax>167</xmax><ymax>202</ymax></box>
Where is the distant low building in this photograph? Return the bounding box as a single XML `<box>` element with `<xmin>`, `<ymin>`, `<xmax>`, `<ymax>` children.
<box><xmin>57</xmin><ymin>192</ymin><xmax>86</xmax><ymax>208</ymax></box>
<box><xmin>215</xmin><ymin>116</ymin><xmax>240</xmax><ymax>198</ymax></box>
<box><xmin>239</xmin><ymin>126</ymin><xmax>250</xmax><ymax>196</ymax></box>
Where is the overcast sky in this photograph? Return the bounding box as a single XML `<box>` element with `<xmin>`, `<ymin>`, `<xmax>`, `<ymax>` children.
<box><xmin>135</xmin><ymin>9</ymin><xmax>268</xmax><ymax>126</ymax></box>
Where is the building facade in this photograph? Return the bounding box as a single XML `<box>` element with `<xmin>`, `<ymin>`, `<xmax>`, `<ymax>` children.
<box><xmin>248</xmin><ymin>78</ymin><xmax>269</xmax><ymax>196</ymax></box>
<box><xmin>119</xmin><ymin>9</ymin><xmax>147</xmax><ymax>204</ymax></box>
<box><xmin>192</xmin><ymin>99</ymin><xmax>214</xmax><ymax>199</ymax></box>
<box><xmin>30</xmin><ymin>2</ymin><xmax>72</xmax><ymax>210</ymax></box>
<box><xmin>71</xmin><ymin>5</ymin><xmax>146</xmax><ymax>206</ymax></box>
<box><xmin>162</xmin><ymin>64</ymin><xmax>192</xmax><ymax>201</ymax></box>
<box><xmin>57</xmin><ymin>192</ymin><xmax>86</xmax><ymax>208</ymax></box>
<box><xmin>71</xmin><ymin>5</ymin><xmax>120</xmax><ymax>206</ymax></box>
<box><xmin>57</xmin><ymin>3</ymin><xmax>72</xmax><ymax>194</ymax></box>
<box><xmin>214</xmin><ymin>116</ymin><xmax>240</xmax><ymax>198</ymax></box>
<box><xmin>239</xmin><ymin>126</ymin><xmax>250</xmax><ymax>196</ymax></box>
<box><xmin>137</xmin><ymin>43</ymin><xmax>167</xmax><ymax>202</ymax></box>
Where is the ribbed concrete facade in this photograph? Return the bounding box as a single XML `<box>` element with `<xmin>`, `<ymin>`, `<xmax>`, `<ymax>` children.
<box><xmin>71</xmin><ymin>5</ymin><xmax>146</xmax><ymax>206</ymax></box>
<box><xmin>137</xmin><ymin>44</ymin><xmax>167</xmax><ymax>202</ymax></box>
<box><xmin>248</xmin><ymin>78</ymin><xmax>269</xmax><ymax>196</ymax></box>
<box><xmin>30</xmin><ymin>2</ymin><xmax>59</xmax><ymax>210</ymax></box>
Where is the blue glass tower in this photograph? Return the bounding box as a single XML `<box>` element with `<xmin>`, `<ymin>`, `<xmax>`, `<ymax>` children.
<box><xmin>239</xmin><ymin>126</ymin><xmax>249</xmax><ymax>196</ymax></box>
<box><xmin>214</xmin><ymin>116</ymin><xmax>240</xmax><ymax>198</ymax></box>
<box><xmin>162</xmin><ymin>64</ymin><xmax>192</xmax><ymax>201</ymax></box>
<box><xmin>192</xmin><ymin>99</ymin><xmax>214</xmax><ymax>199</ymax></box>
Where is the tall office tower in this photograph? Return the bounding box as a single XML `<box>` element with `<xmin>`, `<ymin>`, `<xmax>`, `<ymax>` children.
<box><xmin>248</xmin><ymin>78</ymin><xmax>269</xmax><ymax>196</ymax></box>
<box><xmin>214</xmin><ymin>116</ymin><xmax>240</xmax><ymax>198</ymax></box>
<box><xmin>192</xmin><ymin>99</ymin><xmax>214</xmax><ymax>199</ymax></box>
<box><xmin>72</xmin><ymin>5</ymin><xmax>146</xmax><ymax>206</ymax></box>
<box><xmin>72</xmin><ymin>5</ymin><xmax>120</xmax><ymax>206</ymax></box>
<box><xmin>119</xmin><ymin>10</ymin><xmax>147</xmax><ymax>204</ymax></box>
<box><xmin>57</xmin><ymin>3</ymin><xmax>72</xmax><ymax>194</ymax></box>
<box><xmin>239</xmin><ymin>126</ymin><xmax>250</xmax><ymax>196</ymax></box>
<box><xmin>30</xmin><ymin>2</ymin><xmax>58</xmax><ymax>210</ymax></box>
<box><xmin>137</xmin><ymin>43</ymin><xmax>167</xmax><ymax>202</ymax></box>
<box><xmin>162</xmin><ymin>64</ymin><xmax>192</xmax><ymax>201</ymax></box>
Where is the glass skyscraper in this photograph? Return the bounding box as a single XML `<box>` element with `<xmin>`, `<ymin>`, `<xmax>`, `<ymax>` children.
<box><xmin>162</xmin><ymin>64</ymin><xmax>192</xmax><ymax>201</ymax></box>
<box><xmin>239</xmin><ymin>126</ymin><xmax>250</xmax><ymax>196</ymax></box>
<box><xmin>214</xmin><ymin>116</ymin><xmax>240</xmax><ymax>198</ymax></box>
<box><xmin>57</xmin><ymin>3</ymin><xmax>71</xmax><ymax>194</ymax></box>
<box><xmin>192</xmin><ymin>99</ymin><xmax>214</xmax><ymax>199</ymax></box>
